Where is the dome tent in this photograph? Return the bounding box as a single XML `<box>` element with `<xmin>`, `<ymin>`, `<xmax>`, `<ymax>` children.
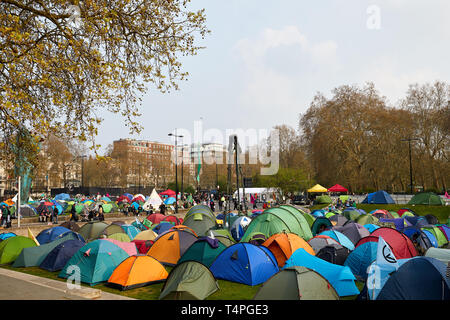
<box><xmin>159</xmin><ymin>261</ymin><xmax>219</xmax><ymax>300</ymax></box>
<box><xmin>262</xmin><ymin>232</ymin><xmax>315</xmax><ymax>267</ymax></box>
<box><xmin>361</xmin><ymin>190</ymin><xmax>395</xmax><ymax>204</ymax></box>
<box><xmin>240</xmin><ymin>207</ymin><xmax>313</xmax><ymax>243</ymax></box>
<box><xmin>210</xmin><ymin>243</ymin><xmax>279</xmax><ymax>286</ymax></box>
<box><xmin>39</xmin><ymin>239</ymin><xmax>85</xmax><ymax>272</ymax></box>
<box><xmin>254</xmin><ymin>266</ymin><xmax>339</xmax><ymax>300</ymax></box>
<box><xmin>408</xmin><ymin>192</ymin><xmax>445</xmax><ymax>206</ymax></box>
<box><xmin>178</xmin><ymin>237</ymin><xmax>227</xmax><ymax>267</ymax></box>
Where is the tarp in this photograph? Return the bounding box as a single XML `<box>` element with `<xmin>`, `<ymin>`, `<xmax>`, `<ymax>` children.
<box><xmin>284</xmin><ymin>248</ymin><xmax>360</xmax><ymax>297</ymax></box>
<box><xmin>307</xmin><ymin>184</ymin><xmax>328</xmax><ymax>193</ymax></box>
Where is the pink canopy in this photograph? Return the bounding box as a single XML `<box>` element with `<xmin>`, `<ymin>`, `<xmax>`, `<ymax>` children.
<box><xmin>104</xmin><ymin>239</ymin><xmax>138</xmax><ymax>256</ymax></box>
<box><xmin>328</xmin><ymin>184</ymin><xmax>348</xmax><ymax>192</ymax></box>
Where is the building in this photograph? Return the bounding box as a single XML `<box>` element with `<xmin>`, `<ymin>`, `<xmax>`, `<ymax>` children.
<box><xmin>112</xmin><ymin>138</ymin><xmax>175</xmax><ymax>188</ymax></box>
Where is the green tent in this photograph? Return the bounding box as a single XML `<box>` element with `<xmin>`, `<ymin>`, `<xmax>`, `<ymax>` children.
<box><xmin>101</xmin><ymin>224</ymin><xmax>126</xmax><ymax>237</ymax></box>
<box><xmin>254</xmin><ymin>266</ymin><xmax>339</xmax><ymax>300</ymax></box>
<box><xmin>101</xmin><ymin>203</ymin><xmax>113</xmax><ymax>213</ymax></box>
<box><xmin>280</xmin><ymin>205</ymin><xmax>316</xmax><ymax>228</ymax></box>
<box><xmin>12</xmin><ymin>233</ymin><xmax>82</xmax><ymax>268</ymax></box>
<box><xmin>0</xmin><ymin>236</ymin><xmax>37</xmax><ymax>264</ymax></box>
<box><xmin>356</xmin><ymin>214</ymin><xmax>379</xmax><ymax>226</ymax></box>
<box><xmin>108</xmin><ymin>233</ymin><xmax>131</xmax><ymax>242</ymax></box>
<box><xmin>185</xmin><ymin>205</ymin><xmax>215</xmax><ymax>222</ymax></box>
<box><xmin>178</xmin><ymin>238</ymin><xmax>227</xmax><ymax>267</ymax></box>
<box><xmin>343</xmin><ymin>209</ymin><xmax>360</xmax><ymax>221</ymax></box>
<box><xmin>325</xmin><ymin>212</ymin><xmax>336</xmax><ymax>219</ymax></box>
<box><xmin>421</xmin><ymin>226</ymin><xmax>448</xmax><ymax>247</ymax></box>
<box><xmin>388</xmin><ymin>211</ymin><xmax>400</xmax><ymax>218</ymax></box>
<box><xmin>240</xmin><ymin>207</ymin><xmax>313</xmax><ymax>242</ymax></box>
<box><xmin>159</xmin><ymin>261</ymin><xmax>219</xmax><ymax>300</ymax></box>
<box><xmin>311</xmin><ymin>217</ymin><xmax>333</xmax><ymax>236</ymax></box>
<box><xmin>408</xmin><ymin>192</ymin><xmax>445</xmax><ymax>206</ymax></box>
<box><xmin>78</xmin><ymin>221</ymin><xmax>109</xmax><ymax>242</ymax></box>
<box><xmin>183</xmin><ymin>211</ymin><xmax>217</xmax><ymax>237</ymax></box>
<box><xmin>59</xmin><ymin>239</ymin><xmax>129</xmax><ymax>286</ymax></box>
<box><xmin>339</xmin><ymin>195</ymin><xmax>349</xmax><ymax>203</ymax></box>
<box><xmin>315</xmin><ymin>195</ymin><xmax>332</xmax><ymax>204</ymax></box>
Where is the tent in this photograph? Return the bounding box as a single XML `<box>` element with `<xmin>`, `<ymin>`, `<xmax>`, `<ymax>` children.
<box><xmin>421</xmin><ymin>226</ymin><xmax>448</xmax><ymax>248</ymax></box>
<box><xmin>379</xmin><ymin>218</ymin><xmax>410</xmax><ymax>232</ymax></box>
<box><xmin>0</xmin><ymin>233</ymin><xmax>16</xmax><ymax>241</ymax></box>
<box><xmin>311</xmin><ymin>217</ymin><xmax>333</xmax><ymax>236</ymax></box>
<box><xmin>101</xmin><ymin>224</ymin><xmax>127</xmax><ymax>238</ymax></box>
<box><xmin>0</xmin><ymin>236</ymin><xmax>37</xmax><ymax>264</ymax></box>
<box><xmin>182</xmin><ymin>210</ymin><xmax>217</xmax><ymax>237</ymax></box>
<box><xmin>146</xmin><ymin>213</ymin><xmax>166</xmax><ymax>225</ymax></box>
<box><xmin>59</xmin><ymin>239</ymin><xmax>129</xmax><ymax>286</ymax></box>
<box><xmin>152</xmin><ymin>222</ymin><xmax>175</xmax><ymax>235</ymax></box>
<box><xmin>159</xmin><ymin>261</ymin><xmax>219</xmax><ymax>300</ymax></box>
<box><xmin>328</xmin><ymin>214</ymin><xmax>348</xmax><ymax>227</ymax></box>
<box><xmin>103</xmin><ymin>239</ymin><xmax>137</xmax><ymax>256</ymax></box>
<box><xmin>262</xmin><ymin>232</ymin><xmax>315</xmax><ymax>267</ymax></box>
<box><xmin>344</xmin><ymin>241</ymin><xmax>378</xmax><ymax>281</ymax></box>
<box><xmin>133</xmin><ymin>229</ymin><xmax>158</xmax><ymax>241</ymax></box>
<box><xmin>164</xmin><ymin>197</ymin><xmax>176</xmax><ymax>205</ymax></box>
<box><xmin>316</xmin><ymin>244</ymin><xmax>351</xmax><ymax>266</ymax></box>
<box><xmin>254</xmin><ymin>266</ymin><xmax>339</xmax><ymax>300</ymax></box>
<box><xmin>108</xmin><ymin>255</ymin><xmax>168</xmax><ymax>290</ymax></box>
<box><xmin>315</xmin><ymin>195</ymin><xmax>332</xmax><ymax>204</ymax></box>
<box><xmin>308</xmin><ymin>235</ymin><xmax>341</xmax><ymax>254</ymax></box>
<box><xmin>376</xmin><ymin>257</ymin><xmax>450</xmax><ymax>300</ymax></box>
<box><xmin>361</xmin><ymin>190</ymin><xmax>395</xmax><ymax>204</ymax></box>
<box><xmin>146</xmin><ymin>230</ymin><xmax>197</xmax><ymax>266</ymax></box>
<box><xmin>78</xmin><ymin>221</ymin><xmax>109</xmax><ymax>242</ymax></box>
<box><xmin>132</xmin><ymin>240</ymin><xmax>153</xmax><ymax>254</ymax></box>
<box><xmin>356</xmin><ymin>227</ymin><xmax>418</xmax><ymax>259</ymax></box>
<box><xmin>39</xmin><ymin>239</ymin><xmax>85</xmax><ymax>272</ymax></box>
<box><xmin>283</xmin><ymin>248</ymin><xmax>360</xmax><ymax>297</ymax></box>
<box><xmin>318</xmin><ymin>230</ymin><xmax>355</xmax><ymax>251</ymax></box>
<box><xmin>36</xmin><ymin>226</ymin><xmax>72</xmax><ymax>245</ymax></box>
<box><xmin>178</xmin><ymin>237</ymin><xmax>227</xmax><ymax>267</ymax></box>
<box><xmin>424</xmin><ymin>247</ymin><xmax>450</xmax><ymax>264</ymax></box>
<box><xmin>333</xmin><ymin>222</ymin><xmax>370</xmax><ymax>246</ymax></box>
<box><xmin>206</xmin><ymin>230</ymin><xmax>236</xmax><ymax>247</ymax></box>
<box><xmin>328</xmin><ymin>184</ymin><xmax>348</xmax><ymax>193</ymax></box>
<box><xmin>230</xmin><ymin>216</ymin><xmax>252</xmax><ymax>241</ymax></box>
<box><xmin>162</xmin><ymin>215</ymin><xmax>183</xmax><ymax>226</ymax></box>
<box><xmin>107</xmin><ymin>233</ymin><xmax>131</xmax><ymax>243</ymax></box>
<box><xmin>408</xmin><ymin>192</ymin><xmax>445</xmax><ymax>206</ymax></box>
<box><xmin>240</xmin><ymin>207</ymin><xmax>313</xmax><ymax>242</ymax></box>
<box><xmin>210</xmin><ymin>243</ymin><xmax>279</xmax><ymax>286</ymax></box>
<box><xmin>54</xmin><ymin>193</ymin><xmax>71</xmax><ymax>201</ymax></box>
<box><xmin>120</xmin><ymin>224</ymin><xmax>141</xmax><ymax>240</ymax></box>
<box><xmin>355</xmin><ymin>214</ymin><xmax>379</xmax><ymax>226</ymax></box>
<box><xmin>143</xmin><ymin>189</ymin><xmax>163</xmax><ymax>211</ymax></box>
<box><xmin>370</xmin><ymin>209</ymin><xmax>394</xmax><ymax>220</ymax></box>
<box><xmin>307</xmin><ymin>184</ymin><xmax>328</xmax><ymax>193</ymax></box>
<box><xmin>13</xmin><ymin>233</ymin><xmax>84</xmax><ymax>268</ymax></box>
<box><xmin>342</xmin><ymin>208</ymin><xmax>361</xmax><ymax>221</ymax></box>
<box><xmin>402</xmin><ymin>227</ymin><xmax>434</xmax><ymax>255</ymax></box>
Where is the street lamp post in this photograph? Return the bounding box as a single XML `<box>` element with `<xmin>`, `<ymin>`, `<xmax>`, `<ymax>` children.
<box><xmin>169</xmin><ymin>130</ymin><xmax>184</xmax><ymax>213</ymax></box>
<box><xmin>401</xmin><ymin>138</ymin><xmax>419</xmax><ymax>194</ymax></box>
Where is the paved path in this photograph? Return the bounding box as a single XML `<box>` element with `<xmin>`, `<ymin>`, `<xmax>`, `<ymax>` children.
<box><xmin>0</xmin><ymin>268</ymin><xmax>134</xmax><ymax>300</ymax></box>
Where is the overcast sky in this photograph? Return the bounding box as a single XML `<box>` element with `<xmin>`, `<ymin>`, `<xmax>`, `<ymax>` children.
<box><xmin>94</xmin><ymin>0</ymin><xmax>450</xmax><ymax>154</ymax></box>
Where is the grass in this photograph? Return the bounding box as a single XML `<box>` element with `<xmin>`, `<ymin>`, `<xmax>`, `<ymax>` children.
<box><xmin>310</xmin><ymin>204</ymin><xmax>450</xmax><ymax>223</ymax></box>
<box><xmin>0</xmin><ymin>264</ymin><xmax>264</xmax><ymax>300</ymax></box>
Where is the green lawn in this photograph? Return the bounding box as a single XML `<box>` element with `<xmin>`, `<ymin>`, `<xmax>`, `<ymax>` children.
<box><xmin>310</xmin><ymin>204</ymin><xmax>450</xmax><ymax>223</ymax></box>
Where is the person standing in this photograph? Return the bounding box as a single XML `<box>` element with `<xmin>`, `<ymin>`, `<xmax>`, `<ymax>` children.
<box><xmin>52</xmin><ymin>205</ymin><xmax>59</xmax><ymax>224</ymax></box>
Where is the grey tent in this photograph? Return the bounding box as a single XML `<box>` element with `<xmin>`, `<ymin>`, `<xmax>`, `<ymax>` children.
<box><xmin>333</xmin><ymin>222</ymin><xmax>370</xmax><ymax>245</ymax></box>
<box><xmin>424</xmin><ymin>247</ymin><xmax>450</xmax><ymax>264</ymax></box>
<box><xmin>159</xmin><ymin>261</ymin><xmax>219</xmax><ymax>300</ymax></box>
<box><xmin>254</xmin><ymin>266</ymin><xmax>339</xmax><ymax>300</ymax></box>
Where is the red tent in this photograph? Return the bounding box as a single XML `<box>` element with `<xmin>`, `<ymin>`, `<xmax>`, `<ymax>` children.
<box><xmin>160</xmin><ymin>189</ymin><xmax>176</xmax><ymax>197</ymax></box>
<box><xmin>328</xmin><ymin>184</ymin><xmax>348</xmax><ymax>193</ymax></box>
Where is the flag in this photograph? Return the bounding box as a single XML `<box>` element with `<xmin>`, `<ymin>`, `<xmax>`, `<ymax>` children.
<box><xmin>27</xmin><ymin>227</ymin><xmax>40</xmax><ymax>246</ymax></box>
<box><xmin>376</xmin><ymin>236</ymin><xmax>398</xmax><ymax>268</ymax></box>
<box><xmin>196</xmin><ymin>142</ymin><xmax>201</xmax><ymax>183</ymax></box>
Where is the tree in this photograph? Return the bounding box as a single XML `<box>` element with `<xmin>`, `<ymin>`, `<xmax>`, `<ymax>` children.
<box><xmin>0</xmin><ymin>0</ymin><xmax>209</xmax><ymax>159</ymax></box>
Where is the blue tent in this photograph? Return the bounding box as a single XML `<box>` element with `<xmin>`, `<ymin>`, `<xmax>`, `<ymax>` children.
<box><xmin>152</xmin><ymin>222</ymin><xmax>174</xmax><ymax>235</ymax></box>
<box><xmin>379</xmin><ymin>218</ymin><xmax>409</xmax><ymax>232</ymax></box>
<box><xmin>39</xmin><ymin>239</ymin><xmax>86</xmax><ymax>272</ymax></box>
<box><xmin>54</xmin><ymin>193</ymin><xmax>71</xmax><ymax>201</ymax></box>
<box><xmin>284</xmin><ymin>248</ymin><xmax>359</xmax><ymax>297</ymax></box>
<box><xmin>361</xmin><ymin>190</ymin><xmax>395</xmax><ymax>204</ymax></box>
<box><xmin>422</xmin><ymin>230</ymin><xmax>439</xmax><ymax>248</ymax></box>
<box><xmin>376</xmin><ymin>257</ymin><xmax>450</xmax><ymax>300</ymax></box>
<box><xmin>319</xmin><ymin>230</ymin><xmax>355</xmax><ymax>251</ymax></box>
<box><xmin>403</xmin><ymin>216</ymin><xmax>428</xmax><ymax>228</ymax></box>
<box><xmin>0</xmin><ymin>233</ymin><xmax>16</xmax><ymax>241</ymax></box>
<box><xmin>164</xmin><ymin>197</ymin><xmax>176</xmax><ymax>205</ymax></box>
<box><xmin>120</xmin><ymin>224</ymin><xmax>141</xmax><ymax>240</ymax></box>
<box><xmin>344</xmin><ymin>241</ymin><xmax>378</xmax><ymax>282</ymax></box>
<box><xmin>36</xmin><ymin>226</ymin><xmax>72</xmax><ymax>244</ymax></box>
<box><xmin>210</xmin><ymin>243</ymin><xmax>279</xmax><ymax>286</ymax></box>
<box><xmin>364</xmin><ymin>224</ymin><xmax>380</xmax><ymax>233</ymax></box>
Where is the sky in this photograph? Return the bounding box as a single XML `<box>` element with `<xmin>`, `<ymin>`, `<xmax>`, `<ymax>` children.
<box><xmin>94</xmin><ymin>0</ymin><xmax>450</xmax><ymax>154</ymax></box>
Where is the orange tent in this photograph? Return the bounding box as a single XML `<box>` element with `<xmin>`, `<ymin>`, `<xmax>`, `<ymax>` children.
<box><xmin>262</xmin><ymin>232</ymin><xmax>315</xmax><ymax>267</ymax></box>
<box><xmin>108</xmin><ymin>255</ymin><xmax>168</xmax><ymax>290</ymax></box>
<box><xmin>169</xmin><ymin>225</ymin><xmax>198</xmax><ymax>237</ymax></box>
<box><xmin>146</xmin><ymin>230</ymin><xmax>197</xmax><ymax>266</ymax></box>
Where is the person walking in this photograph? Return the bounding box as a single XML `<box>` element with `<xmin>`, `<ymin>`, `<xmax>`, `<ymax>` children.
<box><xmin>70</xmin><ymin>204</ymin><xmax>79</xmax><ymax>222</ymax></box>
<box><xmin>52</xmin><ymin>205</ymin><xmax>59</xmax><ymax>224</ymax></box>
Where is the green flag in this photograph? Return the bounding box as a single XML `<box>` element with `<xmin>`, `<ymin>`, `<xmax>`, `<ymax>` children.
<box><xmin>196</xmin><ymin>142</ymin><xmax>201</xmax><ymax>183</ymax></box>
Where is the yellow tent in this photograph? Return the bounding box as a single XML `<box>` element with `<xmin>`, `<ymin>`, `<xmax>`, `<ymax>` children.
<box><xmin>307</xmin><ymin>184</ymin><xmax>328</xmax><ymax>193</ymax></box>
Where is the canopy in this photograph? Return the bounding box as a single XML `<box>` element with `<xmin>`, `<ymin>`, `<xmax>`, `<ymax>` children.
<box><xmin>307</xmin><ymin>184</ymin><xmax>328</xmax><ymax>193</ymax></box>
<box><xmin>160</xmin><ymin>189</ymin><xmax>176</xmax><ymax>197</ymax></box>
<box><xmin>328</xmin><ymin>184</ymin><xmax>348</xmax><ymax>193</ymax></box>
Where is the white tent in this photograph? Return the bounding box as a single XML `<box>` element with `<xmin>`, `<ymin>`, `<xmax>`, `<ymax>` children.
<box><xmin>143</xmin><ymin>189</ymin><xmax>163</xmax><ymax>210</ymax></box>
